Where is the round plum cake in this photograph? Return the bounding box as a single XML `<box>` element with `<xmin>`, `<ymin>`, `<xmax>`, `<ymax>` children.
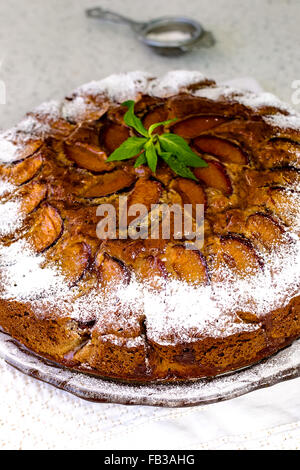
<box><xmin>0</xmin><ymin>71</ymin><xmax>299</xmax><ymax>382</ymax></box>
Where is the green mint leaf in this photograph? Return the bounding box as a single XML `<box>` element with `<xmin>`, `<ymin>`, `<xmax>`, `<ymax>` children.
<box><xmin>134</xmin><ymin>152</ymin><xmax>147</xmax><ymax>168</ymax></box>
<box><xmin>148</xmin><ymin>118</ymin><xmax>177</xmax><ymax>136</ymax></box>
<box><xmin>122</xmin><ymin>100</ymin><xmax>149</xmax><ymax>138</ymax></box>
<box><xmin>160</xmin><ymin>152</ymin><xmax>198</xmax><ymax>181</ymax></box>
<box><xmin>107</xmin><ymin>137</ymin><xmax>147</xmax><ymax>162</ymax></box>
<box><xmin>159</xmin><ymin>133</ymin><xmax>208</xmax><ymax>168</ymax></box>
<box><xmin>106</xmin><ymin>103</ymin><xmax>206</xmax><ymax>181</ymax></box>
<box><xmin>145</xmin><ymin>141</ymin><xmax>158</xmax><ymax>173</ymax></box>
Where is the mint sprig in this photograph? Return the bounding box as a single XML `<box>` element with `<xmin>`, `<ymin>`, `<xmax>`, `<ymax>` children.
<box><xmin>121</xmin><ymin>100</ymin><xmax>149</xmax><ymax>138</ymax></box>
<box><xmin>160</xmin><ymin>152</ymin><xmax>198</xmax><ymax>181</ymax></box>
<box><xmin>106</xmin><ymin>100</ymin><xmax>208</xmax><ymax>179</ymax></box>
<box><xmin>105</xmin><ymin>136</ymin><xmax>147</xmax><ymax>161</ymax></box>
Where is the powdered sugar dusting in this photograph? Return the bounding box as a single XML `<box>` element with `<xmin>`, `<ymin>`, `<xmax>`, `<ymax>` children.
<box><xmin>62</xmin><ymin>71</ymin><xmax>213</xmax><ymax>122</ymax></box>
<box><xmin>143</xmin><ymin>283</ymin><xmax>260</xmax><ymax>344</ymax></box>
<box><xmin>0</xmin><ymin>239</ymin><xmax>65</xmax><ymax>298</ymax></box>
<box><xmin>264</xmin><ymin>113</ymin><xmax>300</xmax><ymax>131</ymax></box>
<box><xmin>64</xmin><ymin>70</ymin><xmax>211</xmax><ymax>118</ymax></box>
<box><xmin>101</xmin><ymin>334</ymin><xmax>145</xmax><ymax>349</ymax></box>
<box><xmin>59</xmin><ymin>69</ymin><xmax>299</xmax><ymax>131</ymax></box>
<box><xmin>193</xmin><ymin>85</ymin><xmax>237</xmax><ymax>101</ymax></box>
<box><xmin>78</xmin><ymin>71</ymin><xmax>152</xmax><ymax>103</ymax></box>
<box><xmin>17</xmin><ymin>101</ymin><xmax>61</xmax><ymax>137</ymax></box>
<box><xmin>193</xmin><ymin>84</ymin><xmax>295</xmax><ymax>114</ymax></box>
<box><xmin>0</xmin><ymin>100</ymin><xmax>61</xmax><ymax>164</ymax></box>
<box><xmin>62</xmin><ymin>96</ymin><xmax>87</xmax><ymax>122</ymax></box>
<box><xmin>148</xmin><ymin>70</ymin><xmax>209</xmax><ymax>97</ymax></box>
<box><xmin>0</xmin><ymin>200</ymin><xmax>24</xmax><ymax>236</ymax></box>
<box><xmin>32</xmin><ymin>100</ymin><xmax>61</xmax><ymax>120</ymax></box>
<box><xmin>0</xmin><ymin>132</ymin><xmax>23</xmax><ymax>164</ymax></box>
<box><xmin>236</xmin><ymin>90</ymin><xmax>292</xmax><ymax>112</ymax></box>
<box><xmin>0</xmin><ymin>180</ymin><xmax>15</xmax><ymax>197</ymax></box>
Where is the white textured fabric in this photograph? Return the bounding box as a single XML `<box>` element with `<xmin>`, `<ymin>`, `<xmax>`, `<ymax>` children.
<box><xmin>1</xmin><ymin>78</ymin><xmax>300</xmax><ymax>450</ymax></box>
<box><xmin>1</xmin><ymin>358</ymin><xmax>300</xmax><ymax>450</ymax></box>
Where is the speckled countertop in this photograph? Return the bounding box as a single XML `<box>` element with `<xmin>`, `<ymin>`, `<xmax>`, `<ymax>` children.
<box><xmin>0</xmin><ymin>0</ymin><xmax>299</xmax><ymax>129</ymax></box>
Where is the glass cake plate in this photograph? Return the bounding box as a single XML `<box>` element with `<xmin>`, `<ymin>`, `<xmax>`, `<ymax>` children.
<box><xmin>1</xmin><ymin>330</ymin><xmax>300</xmax><ymax>407</ymax></box>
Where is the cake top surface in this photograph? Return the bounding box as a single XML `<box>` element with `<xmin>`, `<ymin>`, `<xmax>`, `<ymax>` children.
<box><xmin>0</xmin><ymin>70</ymin><xmax>299</xmax><ymax>346</ymax></box>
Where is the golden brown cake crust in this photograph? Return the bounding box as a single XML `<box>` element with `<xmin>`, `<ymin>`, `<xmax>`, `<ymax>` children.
<box><xmin>0</xmin><ymin>71</ymin><xmax>300</xmax><ymax>382</ymax></box>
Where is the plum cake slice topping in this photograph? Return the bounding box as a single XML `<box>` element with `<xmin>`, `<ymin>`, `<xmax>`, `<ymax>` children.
<box><xmin>28</xmin><ymin>204</ymin><xmax>63</xmax><ymax>253</ymax></box>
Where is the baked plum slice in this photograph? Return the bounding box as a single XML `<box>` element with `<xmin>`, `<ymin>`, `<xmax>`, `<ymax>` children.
<box><xmin>82</xmin><ymin>169</ymin><xmax>136</xmax><ymax>198</ymax></box>
<box><xmin>95</xmin><ymin>252</ymin><xmax>131</xmax><ymax>288</ymax></box>
<box><xmin>194</xmin><ymin>160</ymin><xmax>232</xmax><ymax>195</ymax></box>
<box><xmin>268</xmin><ymin>187</ymin><xmax>300</xmax><ymax>226</ymax></box>
<box><xmin>100</xmin><ymin>123</ymin><xmax>130</xmax><ymax>154</ymax></box>
<box><xmin>101</xmin><ymin>239</ymin><xmax>166</xmax><ymax>267</ymax></box>
<box><xmin>244</xmin><ymin>168</ymin><xmax>300</xmax><ymax>189</ymax></box>
<box><xmin>126</xmin><ymin>178</ymin><xmax>162</xmax><ymax>225</ymax></box>
<box><xmin>128</xmin><ymin>178</ymin><xmax>162</xmax><ymax>209</ymax></box>
<box><xmin>212</xmin><ymin>209</ymin><xmax>246</xmax><ymax>235</ymax></box>
<box><xmin>246</xmin><ymin>213</ymin><xmax>285</xmax><ymax>250</ymax></box>
<box><xmin>154</xmin><ymin>163</ymin><xmax>174</xmax><ymax>186</ymax></box>
<box><xmin>100</xmin><ymin>240</ymin><xmax>143</xmax><ymax>266</ymax></box>
<box><xmin>165</xmin><ymin>244</ymin><xmax>209</xmax><ymax>285</ymax></box>
<box><xmin>171</xmin><ymin>178</ymin><xmax>206</xmax><ymax>218</ymax></box>
<box><xmin>142</xmin><ymin>106</ymin><xmax>168</xmax><ymax>134</ymax></box>
<box><xmin>168</xmin><ymin>94</ymin><xmax>219</xmax><ymax>118</ymax></box>
<box><xmin>172</xmin><ymin>116</ymin><xmax>228</xmax><ymax>138</ymax></box>
<box><xmin>20</xmin><ymin>181</ymin><xmax>47</xmax><ymax>214</ymax></box>
<box><xmin>168</xmin><ymin>95</ymin><xmax>205</xmax><ymax>118</ymax></box>
<box><xmin>66</xmin><ymin>122</ymin><xmax>101</xmax><ymax>146</ymax></box>
<box><xmin>134</xmin><ymin>255</ymin><xmax>168</xmax><ymax>288</ymax></box>
<box><xmin>249</xmin><ymin>186</ymin><xmax>300</xmax><ymax>227</ymax></box>
<box><xmin>59</xmin><ymin>240</ymin><xmax>91</xmax><ymax>285</ymax></box>
<box><xmin>64</xmin><ymin>142</ymin><xmax>114</xmax><ymax>173</ymax></box>
<box><xmin>8</xmin><ymin>153</ymin><xmax>43</xmax><ymax>185</ymax></box>
<box><xmin>212</xmin><ymin>235</ymin><xmax>263</xmax><ymax>279</ymax></box>
<box><xmin>29</xmin><ymin>204</ymin><xmax>63</xmax><ymax>253</ymax></box>
<box><xmin>193</xmin><ymin>136</ymin><xmax>248</xmax><ymax>164</ymax></box>
<box><xmin>47</xmin><ymin>119</ymin><xmax>74</xmax><ymax>139</ymax></box>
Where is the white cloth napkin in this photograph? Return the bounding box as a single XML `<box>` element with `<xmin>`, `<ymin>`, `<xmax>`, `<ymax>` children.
<box><xmin>1</xmin><ymin>357</ymin><xmax>300</xmax><ymax>450</ymax></box>
<box><xmin>1</xmin><ymin>78</ymin><xmax>300</xmax><ymax>450</ymax></box>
